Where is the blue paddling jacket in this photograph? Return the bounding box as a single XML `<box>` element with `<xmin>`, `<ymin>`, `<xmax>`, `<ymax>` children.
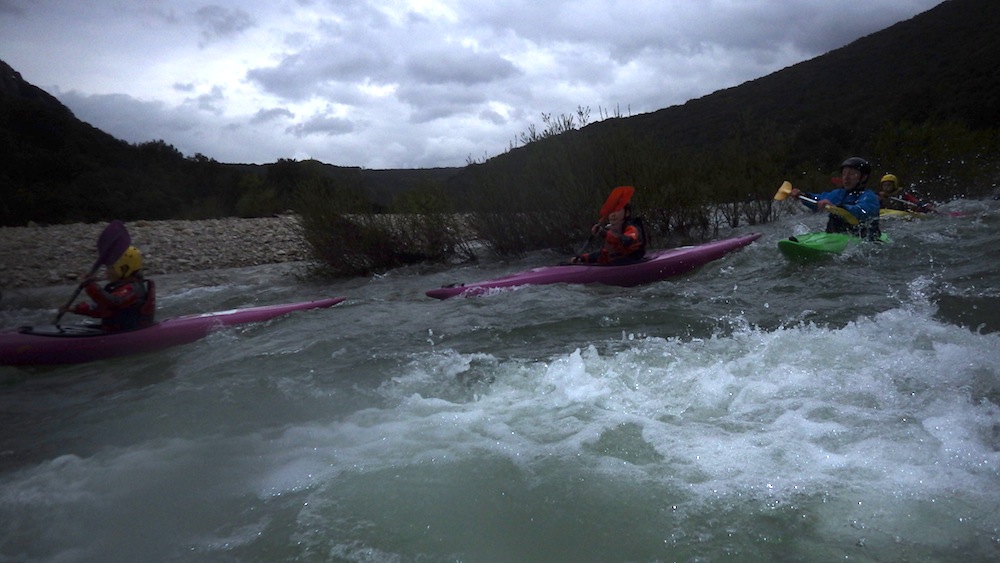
<box><xmin>800</xmin><ymin>187</ymin><xmax>881</xmax><ymax>240</ymax></box>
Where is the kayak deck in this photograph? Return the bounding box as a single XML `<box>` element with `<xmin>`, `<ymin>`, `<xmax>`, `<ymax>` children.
<box><xmin>1</xmin><ymin>297</ymin><xmax>346</xmax><ymax>367</ymax></box>
<box><xmin>778</xmin><ymin>232</ymin><xmax>890</xmax><ymax>261</ymax></box>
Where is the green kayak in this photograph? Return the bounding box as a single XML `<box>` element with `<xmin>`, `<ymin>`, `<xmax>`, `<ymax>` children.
<box><xmin>778</xmin><ymin>232</ymin><xmax>891</xmax><ymax>261</ymax></box>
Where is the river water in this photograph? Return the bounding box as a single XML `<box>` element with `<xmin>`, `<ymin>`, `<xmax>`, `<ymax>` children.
<box><xmin>2</xmin><ymin>198</ymin><xmax>999</xmax><ymax>562</ymax></box>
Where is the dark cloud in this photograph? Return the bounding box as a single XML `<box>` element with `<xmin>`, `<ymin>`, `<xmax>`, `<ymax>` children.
<box><xmin>190</xmin><ymin>86</ymin><xmax>226</xmax><ymax>114</ymax></box>
<box><xmin>195</xmin><ymin>5</ymin><xmax>255</xmax><ymax>46</ymax></box>
<box><xmin>396</xmin><ymin>81</ymin><xmax>493</xmax><ymax>123</ymax></box>
<box><xmin>404</xmin><ymin>47</ymin><xmax>521</xmax><ymax>86</ymax></box>
<box><xmin>246</xmin><ymin>44</ymin><xmax>391</xmax><ymax>101</ymax></box>
<box><xmin>286</xmin><ymin>114</ymin><xmax>355</xmax><ymax>137</ymax></box>
<box><xmin>0</xmin><ymin>0</ymin><xmax>26</xmax><ymax>16</ymax></box>
<box><xmin>251</xmin><ymin>107</ymin><xmax>295</xmax><ymax>124</ymax></box>
<box><xmin>58</xmin><ymin>90</ymin><xmax>200</xmax><ymax>140</ymax></box>
<box><xmin>479</xmin><ymin>108</ymin><xmax>507</xmax><ymax>126</ymax></box>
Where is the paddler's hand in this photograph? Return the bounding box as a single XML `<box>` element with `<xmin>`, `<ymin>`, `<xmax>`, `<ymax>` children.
<box><xmin>789</xmin><ymin>188</ymin><xmax>802</xmax><ymax>198</ymax></box>
<box><xmin>816</xmin><ymin>199</ymin><xmax>832</xmax><ymax>211</ymax></box>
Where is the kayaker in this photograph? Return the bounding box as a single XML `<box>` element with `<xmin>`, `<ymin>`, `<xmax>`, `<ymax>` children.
<box><xmin>572</xmin><ymin>197</ymin><xmax>647</xmax><ymax>264</ymax></box>
<box><xmin>877</xmin><ymin>173</ymin><xmax>903</xmax><ymax>208</ymax></box>
<box><xmin>61</xmin><ymin>245</ymin><xmax>156</xmax><ymax>331</ymax></box>
<box><xmin>789</xmin><ymin>157</ymin><xmax>881</xmax><ymax>240</ymax></box>
<box><xmin>878</xmin><ymin>174</ymin><xmax>937</xmax><ymax>213</ymax></box>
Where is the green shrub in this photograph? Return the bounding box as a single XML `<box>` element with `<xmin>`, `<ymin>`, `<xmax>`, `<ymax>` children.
<box><xmin>296</xmin><ymin>178</ymin><xmax>476</xmax><ymax>277</ymax></box>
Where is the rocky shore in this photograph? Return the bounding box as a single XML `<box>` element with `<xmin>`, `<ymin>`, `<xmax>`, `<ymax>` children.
<box><xmin>0</xmin><ymin>216</ymin><xmax>312</xmax><ymax>289</ymax></box>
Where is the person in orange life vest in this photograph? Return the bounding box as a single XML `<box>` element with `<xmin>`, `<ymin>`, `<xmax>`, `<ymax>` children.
<box><xmin>571</xmin><ymin>200</ymin><xmax>647</xmax><ymax>264</ymax></box>
<box><xmin>878</xmin><ymin>173</ymin><xmax>937</xmax><ymax>213</ymax></box>
<box><xmin>61</xmin><ymin>245</ymin><xmax>156</xmax><ymax>331</ymax></box>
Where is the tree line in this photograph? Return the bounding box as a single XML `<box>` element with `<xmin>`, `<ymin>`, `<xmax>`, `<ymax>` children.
<box><xmin>292</xmin><ymin>113</ymin><xmax>999</xmax><ymax>277</ymax></box>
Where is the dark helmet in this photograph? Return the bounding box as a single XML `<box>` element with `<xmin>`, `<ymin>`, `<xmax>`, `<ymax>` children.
<box><xmin>841</xmin><ymin>157</ymin><xmax>872</xmax><ymax>176</ymax></box>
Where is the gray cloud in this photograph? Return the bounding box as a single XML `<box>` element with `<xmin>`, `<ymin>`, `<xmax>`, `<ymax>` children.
<box><xmin>251</xmin><ymin>107</ymin><xmax>295</xmax><ymax>124</ymax></box>
<box><xmin>246</xmin><ymin>44</ymin><xmax>392</xmax><ymax>101</ymax></box>
<box><xmin>195</xmin><ymin>5</ymin><xmax>255</xmax><ymax>46</ymax></box>
<box><xmin>0</xmin><ymin>0</ymin><xmax>26</xmax><ymax>16</ymax></box>
<box><xmin>286</xmin><ymin>114</ymin><xmax>355</xmax><ymax>138</ymax></box>
<box><xmin>59</xmin><ymin>91</ymin><xmax>202</xmax><ymax>139</ymax></box>
<box><xmin>404</xmin><ymin>47</ymin><xmax>520</xmax><ymax>86</ymax></box>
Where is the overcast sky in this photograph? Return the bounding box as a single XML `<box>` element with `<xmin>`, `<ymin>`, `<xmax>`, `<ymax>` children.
<box><xmin>2</xmin><ymin>0</ymin><xmax>941</xmax><ymax>169</ymax></box>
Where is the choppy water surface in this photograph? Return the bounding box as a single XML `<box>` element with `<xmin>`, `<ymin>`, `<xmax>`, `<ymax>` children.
<box><xmin>2</xmin><ymin>198</ymin><xmax>999</xmax><ymax>562</ymax></box>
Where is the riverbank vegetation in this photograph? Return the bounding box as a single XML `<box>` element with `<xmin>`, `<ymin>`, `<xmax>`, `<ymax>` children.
<box><xmin>293</xmin><ymin>114</ymin><xmax>998</xmax><ymax>276</ymax></box>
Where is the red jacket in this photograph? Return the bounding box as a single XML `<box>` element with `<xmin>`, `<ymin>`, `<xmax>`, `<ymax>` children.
<box><xmin>576</xmin><ymin>222</ymin><xmax>645</xmax><ymax>264</ymax></box>
<box><xmin>72</xmin><ymin>277</ymin><xmax>156</xmax><ymax>331</ymax></box>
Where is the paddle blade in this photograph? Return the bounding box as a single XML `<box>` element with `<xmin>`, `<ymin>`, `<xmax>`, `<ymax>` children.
<box><xmin>827</xmin><ymin>205</ymin><xmax>859</xmax><ymax>226</ymax></box>
<box><xmin>96</xmin><ymin>220</ymin><xmax>131</xmax><ymax>267</ymax></box>
<box><xmin>773</xmin><ymin>181</ymin><xmax>793</xmax><ymax>201</ymax></box>
<box><xmin>599</xmin><ymin>186</ymin><xmax>635</xmax><ymax>218</ymax></box>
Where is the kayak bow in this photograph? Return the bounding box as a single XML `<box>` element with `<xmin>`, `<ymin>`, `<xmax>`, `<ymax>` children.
<box><xmin>777</xmin><ymin>232</ymin><xmax>890</xmax><ymax>261</ymax></box>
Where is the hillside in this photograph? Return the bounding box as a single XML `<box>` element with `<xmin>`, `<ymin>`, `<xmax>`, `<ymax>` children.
<box><xmin>458</xmin><ymin>0</ymin><xmax>999</xmax><ymax>179</ymax></box>
<box><xmin>627</xmin><ymin>0</ymin><xmax>999</xmax><ymax>156</ymax></box>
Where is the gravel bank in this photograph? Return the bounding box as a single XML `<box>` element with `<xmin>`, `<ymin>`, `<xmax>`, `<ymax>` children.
<box><xmin>0</xmin><ymin>216</ymin><xmax>312</xmax><ymax>289</ymax></box>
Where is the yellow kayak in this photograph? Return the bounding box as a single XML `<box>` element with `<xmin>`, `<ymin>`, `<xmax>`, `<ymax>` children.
<box><xmin>880</xmin><ymin>209</ymin><xmax>932</xmax><ymax>220</ymax></box>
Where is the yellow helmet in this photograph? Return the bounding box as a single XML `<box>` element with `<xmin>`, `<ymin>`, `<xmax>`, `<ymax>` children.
<box><xmin>110</xmin><ymin>246</ymin><xmax>143</xmax><ymax>279</ymax></box>
<box><xmin>880</xmin><ymin>173</ymin><xmax>900</xmax><ymax>195</ymax></box>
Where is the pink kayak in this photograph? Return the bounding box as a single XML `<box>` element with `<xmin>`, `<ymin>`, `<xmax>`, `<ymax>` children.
<box><xmin>1</xmin><ymin>297</ymin><xmax>346</xmax><ymax>366</ymax></box>
<box><xmin>426</xmin><ymin>233</ymin><xmax>761</xmax><ymax>299</ymax></box>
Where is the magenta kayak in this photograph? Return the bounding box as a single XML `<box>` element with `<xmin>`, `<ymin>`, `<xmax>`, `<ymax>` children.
<box><xmin>426</xmin><ymin>233</ymin><xmax>761</xmax><ymax>299</ymax></box>
<box><xmin>1</xmin><ymin>297</ymin><xmax>346</xmax><ymax>366</ymax></box>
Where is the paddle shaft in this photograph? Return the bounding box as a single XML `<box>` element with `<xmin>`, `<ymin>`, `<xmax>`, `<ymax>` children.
<box><xmin>773</xmin><ymin>181</ymin><xmax>859</xmax><ymax>226</ymax></box>
<box><xmin>891</xmin><ymin>196</ymin><xmax>921</xmax><ymax>209</ymax></box>
<box><xmin>54</xmin><ymin>262</ymin><xmax>101</xmax><ymax>324</ymax></box>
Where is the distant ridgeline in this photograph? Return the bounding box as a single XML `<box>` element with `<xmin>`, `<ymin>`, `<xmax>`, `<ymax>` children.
<box><xmin>2</xmin><ymin>0</ymin><xmax>998</xmax><ymax>236</ymax></box>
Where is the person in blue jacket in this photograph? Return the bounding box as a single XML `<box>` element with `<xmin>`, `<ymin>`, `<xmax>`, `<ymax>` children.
<box><xmin>789</xmin><ymin>157</ymin><xmax>881</xmax><ymax>240</ymax></box>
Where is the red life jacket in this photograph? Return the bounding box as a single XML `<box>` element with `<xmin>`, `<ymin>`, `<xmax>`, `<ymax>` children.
<box><xmin>75</xmin><ymin>277</ymin><xmax>156</xmax><ymax>331</ymax></box>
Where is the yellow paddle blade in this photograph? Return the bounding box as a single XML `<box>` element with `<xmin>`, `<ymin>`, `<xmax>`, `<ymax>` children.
<box><xmin>827</xmin><ymin>205</ymin><xmax>859</xmax><ymax>226</ymax></box>
<box><xmin>774</xmin><ymin>180</ymin><xmax>859</xmax><ymax>225</ymax></box>
<box><xmin>773</xmin><ymin>181</ymin><xmax>793</xmax><ymax>201</ymax></box>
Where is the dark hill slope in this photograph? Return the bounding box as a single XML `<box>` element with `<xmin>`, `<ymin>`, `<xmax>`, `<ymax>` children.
<box><xmin>1</xmin><ymin>60</ymin><xmax>132</xmax><ymax>180</ymax></box>
<box><xmin>602</xmin><ymin>0</ymin><xmax>998</xmax><ymax>152</ymax></box>
<box><xmin>454</xmin><ymin>0</ymin><xmax>998</xmax><ymax>187</ymax></box>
